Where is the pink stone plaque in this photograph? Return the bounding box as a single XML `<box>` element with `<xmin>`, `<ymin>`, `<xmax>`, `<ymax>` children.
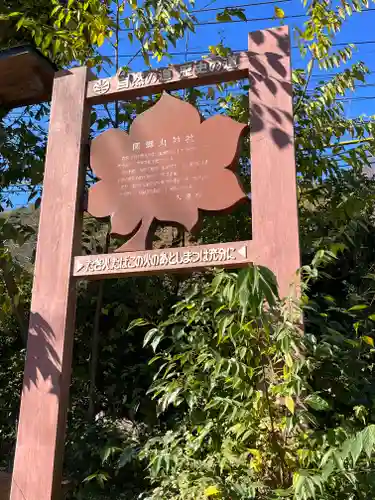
<box><xmin>88</xmin><ymin>92</ymin><xmax>247</xmax><ymax>251</ymax></box>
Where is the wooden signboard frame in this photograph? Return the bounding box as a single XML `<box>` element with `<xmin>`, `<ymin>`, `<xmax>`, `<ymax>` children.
<box><xmin>10</xmin><ymin>27</ymin><xmax>300</xmax><ymax>500</ymax></box>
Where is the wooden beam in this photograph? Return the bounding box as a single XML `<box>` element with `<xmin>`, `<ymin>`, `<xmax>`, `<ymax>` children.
<box><xmin>0</xmin><ymin>46</ymin><xmax>56</xmax><ymax>109</ymax></box>
<box><xmin>248</xmin><ymin>26</ymin><xmax>300</xmax><ymax>297</ymax></box>
<box><xmin>10</xmin><ymin>67</ymin><xmax>90</xmax><ymax>500</ymax></box>
<box><xmin>86</xmin><ymin>50</ymin><xmax>290</xmax><ymax>104</ymax></box>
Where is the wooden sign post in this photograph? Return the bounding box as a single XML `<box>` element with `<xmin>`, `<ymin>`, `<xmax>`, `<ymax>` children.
<box><xmin>10</xmin><ymin>27</ymin><xmax>300</xmax><ymax>500</ymax></box>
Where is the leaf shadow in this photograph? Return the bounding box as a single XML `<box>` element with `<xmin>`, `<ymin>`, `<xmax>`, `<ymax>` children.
<box><xmin>246</xmin><ymin>28</ymin><xmax>294</xmax><ymax>150</ymax></box>
<box><xmin>22</xmin><ymin>312</ymin><xmax>61</xmax><ymax>396</ymax></box>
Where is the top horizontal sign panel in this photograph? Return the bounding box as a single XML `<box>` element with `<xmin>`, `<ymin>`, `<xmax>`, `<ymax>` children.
<box><xmin>86</xmin><ymin>37</ymin><xmax>291</xmax><ymax>105</ymax></box>
<box><xmin>87</xmin><ymin>52</ymin><xmax>250</xmax><ymax>103</ymax></box>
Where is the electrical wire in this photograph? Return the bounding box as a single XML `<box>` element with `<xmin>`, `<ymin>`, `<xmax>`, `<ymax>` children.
<box><xmin>122</xmin><ymin>7</ymin><xmax>375</xmax><ymax>32</ymax></box>
<box><xmin>191</xmin><ymin>0</ymin><xmax>292</xmax><ymax>13</ymax></box>
<box><xmin>112</xmin><ymin>39</ymin><xmax>375</xmax><ymax>59</ymax></box>
<box><xmin>122</xmin><ymin>13</ymin><xmax>306</xmax><ymax>33</ymax></box>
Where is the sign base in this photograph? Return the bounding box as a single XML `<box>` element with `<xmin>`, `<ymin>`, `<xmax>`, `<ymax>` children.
<box><xmin>73</xmin><ymin>241</ymin><xmax>255</xmax><ymax>279</ymax></box>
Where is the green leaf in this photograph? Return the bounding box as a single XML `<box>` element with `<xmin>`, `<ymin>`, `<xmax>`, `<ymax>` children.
<box><xmin>170</xmin><ymin>10</ymin><xmax>180</xmax><ymax>20</ymax></box>
<box><xmin>258</xmin><ymin>266</ymin><xmax>279</xmax><ymax>305</ymax></box>
<box><xmin>50</xmin><ymin>5</ymin><xmax>61</xmax><ymax>17</ymax></box>
<box><xmin>101</xmin><ymin>446</ymin><xmax>121</xmax><ymax>464</ymax></box>
<box><xmin>305</xmin><ymin>393</ymin><xmax>331</xmax><ymax>411</ymax></box>
<box><xmin>216</xmin><ymin>12</ymin><xmax>232</xmax><ymax>22</ymax></box>
<box><xmin>211</xmin><ymin>271</ymin><xmax>225</xmax><ymax>295</ymax></box>
<box><xmin>127</xmin><ymin>318</ymin><xmax>151</xmax><ymax>331</ymax></box>
<box><xmin>361</xmin><ymin>425</ymin><xmax>375</xmax><ymax>458</ymax></box>
<box><xmin>166</xmin><ymin>387</ymin><xmax>182</xmax><ymax>407</ymax></box>
<box><xmin>118</xmin><ymin>447</ymin><xmax>137</xmax><ymax>468</ymax></box>
<box><xmin>151</xmin><ymin>333</ymin><xmax>163</xmax><ymax>352</ymax></box>
<box><xmin>274</xmin><ymin>6</ymin><xmax>285</xmax><ymax>19</ymax></box>
<box><xmin>362</xmin><ymin>336</ymin><xmax>374</xmax><ymax>347</ymax></box>
<box><xmin>143</xmin><ymin>51</ymin><xmax>150</xmax><ymax>67</ymax></box>
<box><xmin>97</xmin><ymin>33</ymin><xmax>105</xmax><ymax>47</ymax></box>
<box><xmin>285</xmin><ymin>395</ymin><xmax>295</xmax><ymax>414</ymax></box>
<box><xmin>228</xmin><ymin>8</ymin><xmax>247</xmax><ymax>22</ymax></box>
<box><xmin>217</xmin><ymin>314</ymin><xmax>234</xmax><ymax>343</ymax></box>
<box><xmin>143</xmin><ymin>327</ymin><xmax>159</xmax><ymax>347</ymax></box>
<box><xmin>237</xmin><ymin>268</ymin><xmax>250</xmax><ymax>320</ymax></box>
<box><xmin>307</xmin><ymin>59</ymin><xmax>314</xmax><ymax>75</ymax></box>
<box><xmin>332</xmin><ymin>451</ymin><xmax>345</xmax><ymax>471</ymax></box>
<box><xmin>349</xmin><ymin>434</ymin><xmax>363</xmax><ymax>466</ymax></box>
<box><xmin>83</xmin><ymin>472</ymin><xmax>100</xmax><ymax>483</ymax></box>
<box><xmin>348</xmin><ymin>304</ymin><xmax>368</xmax><ymax>311</ymax></box>
<box><xmin>204</xmin><ymin>485</ymin><xmax>220</xmax><ymax>497</ymax></box>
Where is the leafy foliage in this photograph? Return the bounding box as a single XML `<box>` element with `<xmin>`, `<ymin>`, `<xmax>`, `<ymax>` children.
<box><xmin>129</xmin><ymin>266</ymin><xmax>375</xmax><ymax>499</ymax></box>
<box><xmin>0</xmin><ymin>0</ymin><xmax>111</xmax><ymax>66</ymax></box>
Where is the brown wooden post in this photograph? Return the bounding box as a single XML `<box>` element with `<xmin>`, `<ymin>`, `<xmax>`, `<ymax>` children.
<box><xmin>248</xmin><ymin>26</ymin><xmax>300</xmax><ymax>297</ymax></box>
<box><xmin>10</xmin><ymin>67</ymin><xmax>90</xmax><ymax>500</ymax></box>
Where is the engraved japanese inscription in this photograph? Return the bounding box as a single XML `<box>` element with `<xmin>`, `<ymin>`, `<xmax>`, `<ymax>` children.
<box><xmin>116</xmin><ymin>54</ymin><xmax>239</xmax><ymax>90</ymax></box>
<box><xmin>88</xmin><ymin>92</ymin><xmax>247</xmax><ymax>252</ymax></box>
<box><xmin>74</xmin><ymin>243</ymin><xmax>250</xmax><ymax>278</ymax></box>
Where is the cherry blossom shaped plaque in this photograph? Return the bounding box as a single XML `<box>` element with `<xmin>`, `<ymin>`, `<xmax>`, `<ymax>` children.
<box><xmin>88</xmin><ymin>92</ymin><xmax>247</xmax><ymax>252</ymax></box>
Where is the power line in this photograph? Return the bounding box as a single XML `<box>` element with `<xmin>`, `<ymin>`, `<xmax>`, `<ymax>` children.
<box><xmin>122</xmin><ymin>7</ymin><xmax>375</xmax><ymax>32</ymax></box>
<box><xmin>123</xmin><ymin>13</ymin><xmax>306</xmax><ymax>33</ymax></box>
<box><xmin>310</xmin><ymin>71</ymin><xmax>375</xmax><ymax>79</ymax></box>
<box><xmin>331</xmin><ymin>39</ymin><xmax>375</xmax><ymax>47</ymax></box>
<box><xmin>191</xmin><ymin>0</ymin><xmax>292</xmax><ymax>13</ymax></box>
<box><xmin>1</xmin><ymin>188</ymin><xmax>40</xmax><ymax>194</ymax></box>
<box><xmin>336</xmin><ymin>95</ymin><xmax>375</xmax><ymax>101</ymax></box>
<box><xmin>113</xmin><ymin>39</ymin><xmax>375</xmax><ymax>59</ymax></box>
<box><xmin>196</xmin><ymin>96</ymin><xmax>375</xmax><ymax>106</ymax></box>
<box><xmin>307</xmin><ymin>84</ymin><xmax>375</xmax><ymax>93</ymax></box>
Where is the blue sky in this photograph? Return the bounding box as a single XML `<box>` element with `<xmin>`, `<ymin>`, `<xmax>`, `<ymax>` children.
<box><xmin>87</xmin><ymin>0</ymin><xmax>375</xmax><ymax>129</ymax></box>
<box><xmin>99</xmin><ymin>0</ymin><xmax>375</xmax><ymax>120</ymax></box>
<box><xmin>7</xmin><ymin>0</ymin><xmax>375</xmax><ymax>208</ymax></box>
